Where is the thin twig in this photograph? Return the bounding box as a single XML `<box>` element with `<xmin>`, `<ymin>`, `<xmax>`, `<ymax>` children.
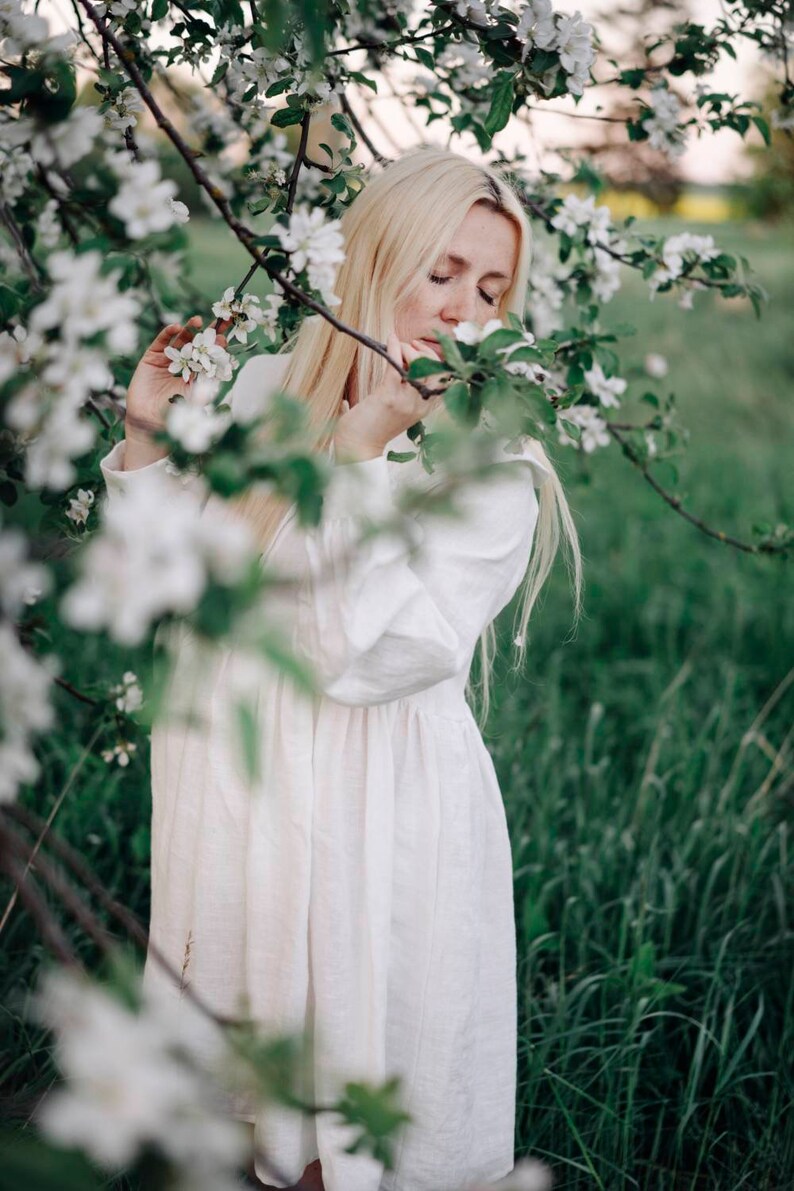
<box><xmin>340</xmin><ymin>91</ymin><xmax>389</xmax><ymax>164</ymax></box>
<box><xmin>608</xmin><ymin>424</ymin><xmax>776</xmax><ymax>554</ymax></box>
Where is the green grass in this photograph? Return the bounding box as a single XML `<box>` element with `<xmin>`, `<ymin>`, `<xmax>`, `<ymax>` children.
<box><xmin>1</xmin><ymin>218</ymin><xmax>792</xmax><ymax>1189</ymax></box>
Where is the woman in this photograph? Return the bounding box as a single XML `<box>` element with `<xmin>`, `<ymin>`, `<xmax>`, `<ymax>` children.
<box><xmin>100</xmin><ymin>147</ymin><xmax>582</xmax><ymax>1191</ymax></box>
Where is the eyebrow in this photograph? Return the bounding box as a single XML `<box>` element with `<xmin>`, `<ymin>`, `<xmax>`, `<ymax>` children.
<box><xmin>440</xmin><ymin>252</ymin><xmax>511</xmax><ymax>282</ymax></box>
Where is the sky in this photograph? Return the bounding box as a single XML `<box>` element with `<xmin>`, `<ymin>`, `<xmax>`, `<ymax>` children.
<box><xmin>39</xmin><ymin>0</ymin><xmax>767</xmax><ymax>184</ymax></box>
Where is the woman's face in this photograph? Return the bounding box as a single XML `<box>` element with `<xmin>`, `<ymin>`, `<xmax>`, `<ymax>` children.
<box><xmin>394</xmin><ymin>201</ymin><xmax>519</xmax><ymax>352</ymax></box>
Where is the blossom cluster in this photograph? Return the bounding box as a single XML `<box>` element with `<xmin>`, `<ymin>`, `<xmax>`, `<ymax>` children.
<box><xmin>1</xmin><ymin>251</ymin><xmax>141</xmax><ymax>490</ymax></box>
<box><xmin>61</xmin><ymin>466</ymin><xmax>256</xmax><ymax>645</ymax></box>
<box><xmin>0</xmin><ymin>622</ymin><xmax>55</xmax><ymax>803</ymax></box>
<box><xmin>274</xmin><ymin>206</ymin><xmax>346</xmax><ymax>307</ymax></box>
<box><xmin>516</xmin><ymin>0</ymin><xmax>596</xmax><ymax>96</ymax></box>
<box><xmin>108</xmin><ymin>154</ymin><xmax>190</xmax><ymax>240</ymax></box>
<box><xmin>642</xmin><ymin>85</ymin><xmax>688</xmax><ymax>161</ymax></box>
<box><xmin>649</xmin><ymin>231</ymin><xmax>718</xmax><ymax>300</ymax></box>
<box><xmin>211</xmin><ymin>288</ymin><xmax>279</xmax><ymax>345</ymax></box>
<box><xmin>33</xmin><ymin>967</ymin><xmax>248</xmax><ymax>1176</ymax></box>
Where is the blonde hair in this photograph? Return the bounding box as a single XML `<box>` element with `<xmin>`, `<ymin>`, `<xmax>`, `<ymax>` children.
<box><xmin>229</xmin><ymin>146</ymin><xmax>583</xmax><ymax>726</ymax></box>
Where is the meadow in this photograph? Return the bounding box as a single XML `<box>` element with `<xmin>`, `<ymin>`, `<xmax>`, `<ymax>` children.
<box><xmin>1</xmin><ymin>218</ymin><xmax>792</xmax><ymax>1190</ymax></box>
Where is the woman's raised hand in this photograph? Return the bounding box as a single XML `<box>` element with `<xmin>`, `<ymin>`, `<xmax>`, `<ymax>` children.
<box><xmin>333</xmin><ymin>332</ymin><xmax>452</xmax><ymax>463</ymax></box>
<box><xmin>124</xmin><ymin>315</ymin><xmax>230</xmax><ymax>444</ymax></box>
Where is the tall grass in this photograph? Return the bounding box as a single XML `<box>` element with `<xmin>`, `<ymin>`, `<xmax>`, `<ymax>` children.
<box><xmin>1</xmin><ymin>219</ymin><xmax>791</xmax><ymax>1188</ymax></box>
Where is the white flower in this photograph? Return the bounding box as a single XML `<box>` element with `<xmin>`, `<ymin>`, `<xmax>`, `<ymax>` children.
<box><xmin>0</xmin><ymin>623</ymin><xmax>55</xmax><ymax>803</ymax></box>
<box><xmin>645</xmin><ymin>430</ymin><xmax>658</xmax><ymax>457</ymax></box>
<box><xmin>109</xmin><ymin>159</ymin><xmax>180</xmax><ymax>239</ymax></box>
<box><xmin>558</xmin><ymin>404</ymin><xmax>610</xmax><ymax>452</ymax></box>
<box><xmin>644</xmin><ymin>86</ymin><xmax>687</xmax><ymax>160</ymax></box>
<box><xmin>644</xmin><ymin>352</ymin><xmax>668</xmax><ymax>378</ymax></box>
<box><xmin>592</xmin><ymin>246</ymin><xmax>622</xmax><ymax>302</ymax></box>
<box><xmin>31</xmin><ymin>250</ymin><xmax>140</xmax><ymax>353</ymax></box>
<box><xmin>211</xmin><ymin>288</ymin><xmax>265</xmax><ymax>344</ymax></box>
<box><xmin>167</xmin><ymin>400</ymin><xmax>232</xmax><ymax>454</ymax></box>
<box><xmin>0</xmin><ymin>324</ymin><xmax>43</xmax><ymax>386</ymax></box>
<box><xmin>584</xmin><ymin>362</ymin><xmax>626</xmax><ymax>408</ymax></box>
<box><xmin>32</xmin><ymin>968</ymin><xmax>248</xmax><ymax>1172</ymax></box>
<box><xmin>454</xmin><ymin>0</ymin><xmax>492</xmax><ymax>26</ymax></box>
<box><xmin>61</xmin><ymin>469</ymin><xmax>255</xmax><ymax>645</ymax></box>
<box><xmin>110</xmin><ymin>670</ymin><xmax>144</xmax><ymax>713</ymax></box>
<box><xmin>453</xmin><ymin>317</ymin><xmax>504</xmax><ymax>344</ymax></box>
<box><xmin>105</xmin><ymin>87</ymin><xmax>144</xmax><ymax>133</ymax></box>
<box><xmin>554</xmin><ymin>10</ymin><xmax>595</xmax><ymax>94</ymax></box>
<box><xmin>551</xmin><ymin>194</ymin><xmax>612</xmax><ymax>245</ymax></box>
<box><xmin>169</xmin><ymin>197</ymin><xmax>190</xmax><ymax>224</ymax></box>
<box><xmin>274</xmin><ymin>206</ymin><xmax>345</xmax><ymax>307</ymax></box>
<box><xmin>101</xmin><ymin>740</ymin><xmax>137</xmax><ymax>767</ymax></box>
<box><xmin>65</xmin><ymin>488</ymin><xmax>95</xmax><ymax>527</ymax></box>
<box><xmin>516</xmin><ymin>0</ymin><xmax>557</xmax><ymax>61</ymax></box>
<box><xmin>14</xmin><ymin>397</ymin><xmax>96</xmax><ymax>490</ymax></box>
<box><xmin>649</xmin><ymin>233</ymin><xmax>718</xmax><ymax>291</ymax></box>
<box><xmin>0</xmin><ymin>526</ymin><xmax>51</xmax><ymax>614</ymax></box>
<box><xmin>36</xmin><ymin>199</ymin><xmax>61</xmax><ymax>248</ymax></box>
<box><xmin>28</xmin><ymin>107</ymin><xmax>103</xmax><ymax>170</ymax></box>
<box><xmin>164</xmin><ymin>327</ymin><xmax>235</xmax><ymax>385</ymax></box>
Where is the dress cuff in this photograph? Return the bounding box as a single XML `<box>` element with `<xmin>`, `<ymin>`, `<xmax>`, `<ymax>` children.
<box><xmin>99</xmin><ymin>440</ymin><xmax>173</xmax><ymax>496</ymax></box>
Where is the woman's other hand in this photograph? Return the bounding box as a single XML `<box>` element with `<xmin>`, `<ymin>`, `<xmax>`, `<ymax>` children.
<box><xmin>333</xmin><ymin>332</ymin><xmax>452</xmax><ymax>463</ymax></box>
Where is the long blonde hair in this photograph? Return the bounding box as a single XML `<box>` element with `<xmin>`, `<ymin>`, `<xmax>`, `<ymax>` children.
<box><xmin>230</xmin><ymin>146</ymin><xmax>583</xmax><ymax>725</ymax></box>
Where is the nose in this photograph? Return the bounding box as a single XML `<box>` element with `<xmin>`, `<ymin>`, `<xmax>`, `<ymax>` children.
<box><xmin>440</xmin><ymin>284</ymin><xmax>479</xmax><ymax>327</ymax></box>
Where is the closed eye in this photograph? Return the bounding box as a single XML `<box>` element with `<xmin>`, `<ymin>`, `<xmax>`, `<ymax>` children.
<box><xmin>429</xmin><ymin>274</ymin><xmax>498</xmax><ymax>306</ymax></box>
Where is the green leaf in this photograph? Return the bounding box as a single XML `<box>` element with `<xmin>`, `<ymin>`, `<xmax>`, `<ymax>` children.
<box><xmin>330</xmin><ymin>112</ymin><xmax>354</xmax><ymax>138</ymax></box>
<box><xmin>0</xmin><ymin>1130</ymin><xmax>103</xmax><ymax>1191</ymax></box>
<box><xmin>751</xmin><ymin>114</ymin><xmax>771</xmax><ymax>146</ymax></box>
<box><xmin>270</xmin><ymin>106</ymin><xmax>305</xmax><ymax>128</ymax></box>
<box><xmin>151</xmin><ymin>0</ymin><xmax>168</xmax><ymax>19</ymax></box>
<box><xmin>406</xmin><ymin>357</ymin><xmax>452</xmax><ymax>379</ymax></box>
<box><xmin>484</xmin><ymin>70</ymin><xmax>515</xmax><ymax>136</ymax></box>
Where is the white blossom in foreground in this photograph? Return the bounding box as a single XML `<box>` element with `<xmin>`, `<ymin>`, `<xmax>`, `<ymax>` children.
<box><xmin>65</xmin><ymin>488</ymin><xmax>95</xmax><ymax>527</ymax></box>
<box><xmin>167</xmin><ymin>398</ymin><xmax>232</xmax><ymax>454</ymax></box>
<box><xmin>109</xmin><ymin>670</ymin><xmax>144</xmax><ymax>714</ymax></box>
<box><xmin>497</xmin><ymin>330</ymin><xmax>550</xmax><ymax>383</ymax></box>
<box><xmin>61</xmin><ymin>468</ymin><xmax>256</xmax><ymax>644</ymax></box>
<box><xmin>33</xmin><ymin>968</ymin><xmax>248</xmax><ymax>1173</ymax></box>
<box><xmin>453</xmin><ymin>318</ymin><xmax>504</xmax><ymax>345</ymax></box>
<box><xmin>31</xmin><ymin>249</ymin><xmax>140</xmax><ymax>354</ymax></box>
<box><xmin>109</xmin><ymin>158</ymin><xmax>181</xmax><ymax>239</ymax></box>
<box><xmin>0</xmin><ymin>525</ymin><xmax>51</xmax><ymax>615</ymax></box>
<box><xmin>0</xmin><ymin>623</ymin><xmax>55</xmax><ymax>803</ymax></box>
<box><xmin>558</xmin><ymin>404</ymin><xmax>610</xmax><ymax>453</ymax></box>
<box><xmin>516</xmin><ymin>0</ymin><xmax>557</xmax><ymax>60</ymax></box>
<box><xmin>274</xmin><ymin>206</ymin><xmax>345</xmax><ymax>307</ymax></box>
<box><xmin>584</xmin><ymin>362</ymin><xmax>626</xmax><ymax>408</ymax></box>
<box><xmin>169</xmin><ymin>197</ymin><xmax>190</xmax><ymax>224</ymax></box>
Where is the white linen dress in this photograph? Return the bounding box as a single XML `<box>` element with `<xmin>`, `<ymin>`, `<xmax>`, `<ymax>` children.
<box><xmin>99</xmin><ymin>350</ymin><xmax>550</xmax><ymax>1191</ymax></box>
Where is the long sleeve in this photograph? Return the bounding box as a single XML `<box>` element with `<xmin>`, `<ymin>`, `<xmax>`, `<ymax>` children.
<box><xmin>297</xmin><ymin>442</ymin><xmax>549</xmax><ymax>708</ymax></box>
